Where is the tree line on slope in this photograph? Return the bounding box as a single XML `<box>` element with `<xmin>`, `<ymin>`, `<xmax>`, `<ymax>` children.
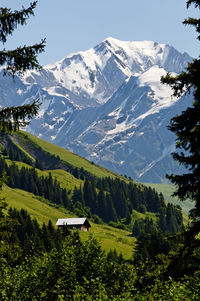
<box><xmin>0</xmin><ymin>156</ymin><xmax>71</xmax><ymax>208</ymax></box>
<box><xmin>1</xmin><ymin>221</ymin><xmax>200</xmax><ymax>300</ymax></box>
<box><xmin>0</xmin><ymin>151</ymin><xmax>184</xmax><ymax>235</ymax></box>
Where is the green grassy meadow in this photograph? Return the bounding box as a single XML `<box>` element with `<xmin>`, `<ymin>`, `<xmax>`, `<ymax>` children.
<box><xmin>2</xmin><ymin>186</ymin><xmax>74</xmax><ymax>224</ymax></box>
<box><xmin>19</xmin><ymin>131</ymin><xmax>121</xmax><ymax>179</ymax></box>
<box><xmin>3</xmin><ymin>185</ymin><xmax>135</xmax><ymax>259</ymax></box>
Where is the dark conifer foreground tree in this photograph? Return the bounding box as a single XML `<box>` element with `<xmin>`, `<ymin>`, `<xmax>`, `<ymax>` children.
<box><xmin>162</xmin><ymin>0</ymin><xmax>200</xmax><ymax>236</ymax></box>
<box><xmin>0</xmin><ymin>2</ymin><xmax>45</xmax><ymax>261</ymax></box>
<box><xmin>161</xmin><ymin>0</ymin><xmax>200</xmax><ymax>275</ymax></box>
<box><xmin>0</xmin><ymin>1</ymin><xmax>45</xmax><ymax>131</ymax></box>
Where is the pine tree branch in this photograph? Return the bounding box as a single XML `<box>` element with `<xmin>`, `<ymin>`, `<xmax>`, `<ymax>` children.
<box><xmin>0</xmin><ymin>39</ymin><xmax>46</xmax><ymax>76</ymax></box>
<box><xmin>183</xmin><ymin>18</ymin><xmax>200</xmax><ymax>40</ymax></box>
<box><xmin>186</xmin><ymin>0</ymin><xmax>200</xmax><ymax>9</ymax></box>
<box><xmin>161</xmin><ymin>72</ymin><xmax>192</xmax><ymax>97</ymax></box>
<box><xmin>0</xmin><ymin>100</ymin><xmax>41</xmax><ymax>132</ymax></box>
<box><xmin>162</xmin><ymin>2</ymin><xmax>200</xmax><ymax>238</ymax></box>
<box><xmin>0</xmin><ymin>2</ymin><xmax>37</xmax><ymax>43</ymax></box>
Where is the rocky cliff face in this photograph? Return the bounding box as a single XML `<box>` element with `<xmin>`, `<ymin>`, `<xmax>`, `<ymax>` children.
<box><xmin>0</xmin><ymin>38</ymin><xmax>193</xmax><ymax>182</ymax></box>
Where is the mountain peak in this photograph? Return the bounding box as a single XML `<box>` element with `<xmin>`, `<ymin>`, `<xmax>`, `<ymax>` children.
<box><xmin>22</xmin><ymin>37</ymin><xmax>191</xmax><ymax>110</ymax></box>
<box><xmin>0</xmin><ymin>37</ymin><xmax>193</xmax><ymax>182</ymax></box>
<box><xmin>102</xmin><ymin>37</ymin><xmax>164</xmax><ymax>51</ymax></box>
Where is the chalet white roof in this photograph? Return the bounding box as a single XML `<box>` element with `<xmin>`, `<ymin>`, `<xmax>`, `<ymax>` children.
<box><xmin>56</xmin><ymin>218</ymin><xmax>88</xmax><ymax>226</ymax></box>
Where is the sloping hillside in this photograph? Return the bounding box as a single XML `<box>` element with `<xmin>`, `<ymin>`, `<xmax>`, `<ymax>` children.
<box><xmin>2</xmin><ymin>185</ymin><xmax>135</xmax><ymax>259</ymax></box>
<box><xmin>10</xmin><ymin>131</ymin><xmax>121</xmax><ymax>179</ymax></box>
<box><xmin>0</xmin><ymin>131</ymin><xmax>185</xmax><ymax>258</ymax></box>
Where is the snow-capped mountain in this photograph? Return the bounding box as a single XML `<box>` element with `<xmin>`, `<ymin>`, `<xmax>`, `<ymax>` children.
<box><xmin>0</xmin><ymin>38</ymin><xmax>193</xmax><ymax>182</ymax></box>
<box><xmin>23</xmin><ymin>37</ymin><xmax>190</xmax><ymax>107</ymax></box>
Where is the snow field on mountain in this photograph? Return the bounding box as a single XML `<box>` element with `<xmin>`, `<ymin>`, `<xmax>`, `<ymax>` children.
<box><xmin>1</xmin><ymin>37</ymin><xmax>192</xmax><ymax>182</ymax></box>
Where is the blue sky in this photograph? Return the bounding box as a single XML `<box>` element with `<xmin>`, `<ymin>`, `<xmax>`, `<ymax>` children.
<box><xmin>1</xmin><ymin>0</ymin><xmax>199</xmax><ymax>66</ymax></box>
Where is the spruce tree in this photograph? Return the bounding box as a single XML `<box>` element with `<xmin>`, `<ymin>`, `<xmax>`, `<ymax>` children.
<box><xmin>0</xmin><ymin>1</ymin><xmax>45</xmax><ymax>132</ymax></box>
<box><xmin>97</xmin><ymin>189</ymin><xmax>107</xmax><ymax>220</ymax></box>
<box><xmin>106</xmin><ymin>193</ymin><xmax>117</xmax><ymax>222</ymax></box>
<box><xmin>161</xmin><ymin>0</ymin><xmax>200</xmax><ymax>237</ymax></box>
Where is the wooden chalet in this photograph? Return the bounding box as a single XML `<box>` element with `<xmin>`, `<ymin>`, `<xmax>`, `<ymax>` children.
<box><xmin>56</xmin><ymin>218</ymin><xmax>91</xmax><ymax>231</ymax></box>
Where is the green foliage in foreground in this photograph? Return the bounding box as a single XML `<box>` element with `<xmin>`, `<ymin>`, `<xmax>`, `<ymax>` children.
<box><xmin>0</xmin><ymin>232</ymin><xmax>200</xmax><ymax>300</ymax></box>
<box><xmin>0</xmin><ymin>182</ymin><xmax>199</xmax><ymax>300</ymax></box>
